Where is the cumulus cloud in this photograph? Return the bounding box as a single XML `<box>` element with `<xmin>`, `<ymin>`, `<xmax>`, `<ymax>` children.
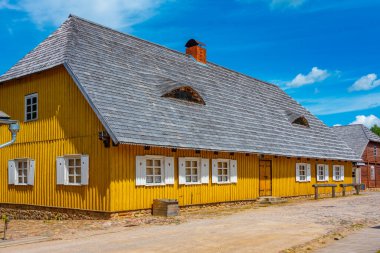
<box><xmin>350</xmin><ymin>115</ymin><xmax>380</xmax><ymax>128</ymax></box>
<box><xmin>348</xmin><ymin>73</ymin><xmax>380</xmax><ymax>92</ymax></box>
<box><xmin>287</xmin><ymin>67</ymin><xmax>329</xmax><ymax>88</ymax></box>
<box><xmin>0</xmin><ymin>0</ymin><xmax>166</xmax><ymax>29</ymax></box>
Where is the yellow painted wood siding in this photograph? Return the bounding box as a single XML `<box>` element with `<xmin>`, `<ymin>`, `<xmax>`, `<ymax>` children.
<box><xmin>0</xmin><ymin>66</ymin><xmax>110</xmax><ymax>211</ymax></box>
<box><xmin>109</xmin><ymin>146</ymin><xmax>353</xmax><ymax>212</ymax></box>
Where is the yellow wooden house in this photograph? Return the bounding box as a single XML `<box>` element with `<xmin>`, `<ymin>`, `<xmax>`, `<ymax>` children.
<box><xmin>0</xmin><ymin>15</ymin><xmax>359</xmax><ymax>215</ymax></box>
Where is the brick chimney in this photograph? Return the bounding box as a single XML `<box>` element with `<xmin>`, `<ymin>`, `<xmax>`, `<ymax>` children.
<box><xmin>185</xmin><ymin>39</ymin><xmax>206</xmax><ymax>64</ymax></box>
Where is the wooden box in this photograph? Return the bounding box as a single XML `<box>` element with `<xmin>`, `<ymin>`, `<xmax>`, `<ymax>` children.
<box><xmin>152</xmin><ymin>199</ymin><xmax>179</xmax><ymax>217</ymax></box>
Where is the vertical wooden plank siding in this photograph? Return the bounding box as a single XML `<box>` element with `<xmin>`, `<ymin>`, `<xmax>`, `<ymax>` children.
<box><xmin>0</xmin><ymin>66</ymin><xmax>110</xmax><ymax>211</ymax></box>
<box><xmin>109</xmin><ymin>146</ymin><xmax>353</xmax><ymax>212</ymax></box>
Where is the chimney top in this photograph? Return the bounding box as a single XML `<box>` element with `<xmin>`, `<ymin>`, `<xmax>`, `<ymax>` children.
<box><xmin>185</xmin><ymin>39</ymin><xmax>206</xmax><ymax>48</ymax></box>
<box><xmin>185</xmin><ymin>39</ymin><xmax>207</xmax><ymax>64</ymax></box>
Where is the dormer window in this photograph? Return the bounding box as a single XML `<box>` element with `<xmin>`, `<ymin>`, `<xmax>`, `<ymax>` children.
<box><xmin>292</xmin><ymin>116</ymin><xmax>309</xmax><ymax>127</ymax></box>
<box><xmin>285</xmin><ymin>110</ymin><xmax>309</xmax><ymax>128</ymax></box>
<box><xmin>163</xmin><ymin>86</ymin><xmax>205</xmax><ymax>105</ymax></box>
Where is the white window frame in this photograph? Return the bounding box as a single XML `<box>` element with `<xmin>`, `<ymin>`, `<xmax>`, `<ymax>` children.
<box><xmin>15</xmin><ymin>159</ymin><xmax>29</xmax><ymax>185</ymax></box>
<box><xmin>370</xmin><ymin>165</ymin><xmax>375</xmax><ymax>180</ymax></box>
<box><xmin>65</xmin><ymin>156</ymin><xmax>82</xmax><ymax>186</ymax></box>
<box><xmin>56</xmin><ymin>155</ymin><xmax>89</xmax><ymax>186</ymax></box>
<box><xmin>374</xmin><ymin>146</ymin><xmax>377</xmax><ymax>158</ymax></box>
<box><xmin>8</xmin><ymin>158</ymin><xmax>35</xmax><ymax>186</ymax></box>
<box><xmin>316</xmin><ymin>164</ymin><xmax>329</xmax><ymax>182</ymax></box>
<box><xmin>135</xmin><ymin>155</ymin><xmax>175</xmax><ymax>186</ymax></box>
<box><xmin>296</xmin><ymin>163</ymin><xmax>311</xmax><ymax>182</ymax></box>
<box><xmin>333</xmin><ymin>165</ymin><xmax>344</xmax><ymax>181</ymax></box>
<box><xmin>145</xmin><ymin>156</ymin><xmax>165</xmax><ymax>186</ymax></box>
<box><xmin>211</xmin><ymin>159</ymin><xmax>237</xmax><ymax>184</ymax></box>
<box><xmin>183</xmin><ymin>157</ymin><xmax>201</xmax><ymax>185</ymax></box>
<box><xmin>25</xmin><ymin>93</ymin><xmax>38</xmax><ymax>122</ymax></box>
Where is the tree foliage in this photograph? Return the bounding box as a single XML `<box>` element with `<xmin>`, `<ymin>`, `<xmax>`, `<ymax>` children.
<box><xmin>371</xmin><ymin>124</ymin><xmax>380</xmax><ymax>137</ymax></box>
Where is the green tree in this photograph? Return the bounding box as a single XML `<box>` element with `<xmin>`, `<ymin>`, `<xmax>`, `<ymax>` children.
<box><xmin>371</xmin><ymin>124</ymin><xmax>380</xmax><ymax>137</ymax></box>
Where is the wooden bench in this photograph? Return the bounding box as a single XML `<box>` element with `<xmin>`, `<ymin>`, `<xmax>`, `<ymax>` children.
<box><xmin>340</xmin><ymin>183</ymin><xmax>364</xmax><ymax>196</ymax></box>
<box><xmin>312</xmin><ymin>184</ymin><xmax>337</xmax><ymax>200</ymax></box>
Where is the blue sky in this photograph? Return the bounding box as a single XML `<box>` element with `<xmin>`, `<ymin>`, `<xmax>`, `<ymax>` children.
<box><xmin>1</xmin><ymin>0</ymin><xmax>380</xmax><ymax>127</ymax></box>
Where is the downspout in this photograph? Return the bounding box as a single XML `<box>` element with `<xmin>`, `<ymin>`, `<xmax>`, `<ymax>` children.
<box><xmin>0</xmin><ymin>122</ymin><xmax>20</xmax><ymax>149</ymax></box>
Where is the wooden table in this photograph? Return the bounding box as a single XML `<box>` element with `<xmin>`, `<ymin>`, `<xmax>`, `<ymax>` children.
<box><xmin>312</xmin><ymin>184</ymin><xmax>337</xmax><ymax>200</ymax></box>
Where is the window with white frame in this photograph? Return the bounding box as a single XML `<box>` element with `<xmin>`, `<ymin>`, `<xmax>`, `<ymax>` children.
<box><xmin>56</xmin><ymin>155</ymin><xmax>89</xmax><ymax>186</ymax></box>
<box><xmin>146</xmin><ymin>158</ymin><xmax>163</xmax><ymax>184</ymax></box>
<box><xmin>211</xmin><ymin>159</ymin><xmax>237</xmax><ymax>184</ymax></box>
<box><xmin>178</xmin><ymin>157</ymin><xmax>209</xmax><ymax>185</ymax></box>
<box><xmin>25</xmin><ymin>93</ymin><xmax>38</xmax><ymax>121</ymax></box>
<box><xmin>296</xmin><ymin>163</ymin><xmax>311</xmax><ymax>182</ymax></box>
<box><xmin>135</xmin><ymin>156</ymin><xmax>174</xmax><ymax>186</ymax></box>
<box><xmin>333</xmin><ymin>165</ymin><xmax>344</xmax><ymax>181</ymax></box>
<box><xmin>374</xmin><ymin>146</ymin><xmax>377</xmax><ymax>158</ymax></box>
<box><xmin>316</xmin><ymin>164</ymin><xmax>329</xmax><ymax>182</ymax></box>
<box><xmin>8</xmin><ymin>158</ymin><xmax>35</xmax><ymax>185</ymax></box>
<box><xmin>370</xmin><ymin>166</ymin><xmax>375</xmax><ymax>180</ymax></box>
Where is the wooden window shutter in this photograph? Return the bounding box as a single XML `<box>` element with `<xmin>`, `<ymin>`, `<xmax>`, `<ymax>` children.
<box><xmin>295</xmin><ymin>163</ymin><xmax>300</xmax><ymax>182</ymax></box>
<box><xmin>28</xmin><ymin>159</ymin><xmax>35</xmax><ymax>185</ymax></box>
<box><xmin>178</xmin><ymin>158</ymin><xmax>186</xmax><ymax>185</ymax></box>
<box><xmin>340</xmin><ymin>166</ymin><xmax>344</xmax><ymax>181</ymax></box>
<box><xmin>211</xmin><ymin>159</ymin><xmax>218</xmax><ymax>183</ymax></box>
<box><xmin>324</xmin><ymin>165</ymin><xmax>329</xmax><ymax>181</ymax></box>
<box><xmin>200</xmin><ymin>159</ymin><xmax>209</xmax><ymax>184</ymax></box>
<box><xmin>306</xmin><ymin>164</ymin><xmax>311</xmax><ymax>182</ymax></box>
<box><xmin>135</xmin><ymin>156</ymin><xmax>146</xmax><ymax>186</ymax></box>
<box><xmin>56</xmin><ymin>157</ymin><xmax>65</xmax><ymax>185</ymax></box>
<box><xmin>165</xmin><ymin>157</ymin><xmax>174</xmax><ymax>185</ymax></box>
<box><xmin>81</xmin><ymin>155</ymin><xmax>89</xmax><ymax>185</ymax></box>
<box><xmin>8</xmin><ymin>160</ymin><xmax>16</xmax><ymax>185</ymax></box>
<box><xmin>230</xmin><ymin>160</ymin><xmax>238</xmax><ymax>183</ymax></box>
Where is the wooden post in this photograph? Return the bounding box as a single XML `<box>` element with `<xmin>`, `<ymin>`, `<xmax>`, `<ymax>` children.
<box><xmin>355</xmin><ymin>185</ymin><xmax>360</xmax><ymax>195</ymax></box>
<box><xmin>314</xmin><ymin>187</ymin><xmax>318</xmax><ymax>200</ymax></box>
<box><xmin>332</xmin><ymin>186</ymin><xmax>336</xmax><ymax>198</ymax></box>
<box><xmin>342</xmin><ymin>186</ymin><xmax>346</xmax><ymax>197</ymax></box>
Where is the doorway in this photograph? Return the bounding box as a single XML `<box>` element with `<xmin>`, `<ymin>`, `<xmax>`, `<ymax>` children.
<box><xmin>259</xmin><ymin>160</ymin><xmax>272</xmax><ymax>196</ymax></box>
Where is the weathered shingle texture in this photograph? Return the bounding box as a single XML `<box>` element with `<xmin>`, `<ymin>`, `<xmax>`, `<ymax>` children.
<box><xmin>0</xmin><ymin>15</ymin><xmax>359</xmax><ymax>160</ymax></box>
<box><xmin>332</xmin><ymin>124</ymin><xmax>380</xmax><ymax>158</ymax></box>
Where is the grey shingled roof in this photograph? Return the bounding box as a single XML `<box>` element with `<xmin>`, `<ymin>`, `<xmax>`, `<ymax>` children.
<box><xmin>0</xmin><ymin>15</ymin><xmax>359</xmax><ymax>161</ymax></box>
<box><xmin>332</xmin><ymin>124</ymin><xmax>380</xmax><ymax>158</ymax></box>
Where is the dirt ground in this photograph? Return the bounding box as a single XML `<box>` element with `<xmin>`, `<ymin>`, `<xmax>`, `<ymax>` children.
<box><xmin>1</xmin><ymin>191</ymin><xmax>380</xmax><ymax>253</ymax></box>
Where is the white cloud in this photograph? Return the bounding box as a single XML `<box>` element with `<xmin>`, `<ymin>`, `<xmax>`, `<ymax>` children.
<box><xmin>348</xmin><ymin>73</ymin><xmax>380</xmax><ymax>92</ymax></box>
<box><xmin>350</xmin><ymin>115</ymin><xmax>380</xmax><ymax>128</ymax></box>
<box><xmin>300</xmin><ymin>92</ymin><xmax>380</xmax><ymax>115</ymax></box>
<box><xmin>287</xmin><ymin>67</ymin><xmax>329</xmax><ymax>88</ymax></box>
<box><xmin>239</xmin><ymin>0</ymin><xmax>306</xmax><ymax>9</ymax></box>
<box><xmin>0</xmin><ymin>0</ymin><xmax>166</xmax><ymax>29</ymax></box>
<box><xmin>333</xmin><ymin>124</ymin><xmax>342</xmax><ymax>127</ymax></box>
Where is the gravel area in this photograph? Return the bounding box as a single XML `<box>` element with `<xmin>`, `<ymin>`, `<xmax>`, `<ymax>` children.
<box><xmin>1</xmin><ymin>191</ymin><xmax>380</xmax><ymax>252</ymax></box>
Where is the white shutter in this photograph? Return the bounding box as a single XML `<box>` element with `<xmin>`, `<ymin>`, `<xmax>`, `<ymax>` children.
<box><xmin>295</xmin><ymin>163</ymin><xmax>300</xmax><ymax>182</ymax></box>
<box><xmin>332</xmin><ymin>166</ymin><xmax>337</xmax><ymax>181</ymax></box>
<box><xmin>135</xmin><ymin>156</ymin><xmax>146</xmax><ymax>186</ymax></box>
<box><xmin>212</xmin><ymin>159</ymin><xmax>218</xmax><ymax>183</ymax></box>
<box><xmin>230</xmin><ymin>160</ymin><xmax>238</xmax><ymax>183</ymax></box>
<box><xmin>165</xmin><ymin>157</ymin><xmax>174</xmax><ymax>185</ymax></box>
<box><xmin>178</xmin><ymin>158</ymin><xmax>186</xmax><ymax>185</ymax></box>
<box><xmin>201</xmin><ymin>159</ymin><xmax>209</xmax><ymax>184</ymax></box>
<box><xmin>340</xmin><ymin>166</ymin><xmax>344</xmax><ymax>181</ymax></box>
<box><xmin>306</xmin><ymin>164</ymin><xmax>311</xmax><ymax>182</ymax></box>
<box><xmin>81</xmin><ymin>155</ymin><xmax>89</xmax><ymax>185</ymax></box>
<box><xmin>8</xmin><ymin>160</ymin><xmax>16</xmax><ymax>185</ymax></box>
<box><xmin>28</xmin><ymin>159</ymin><xmax>35</xmax><ymax>185</ymax></box>
<box><xmin>56</xmin><ymin>157</ymin><xmax>65</xmax><ymax>185</ymax></box>
<box><xmin>324</xmin><ymin>165</ymin><xmax>329</xmax><ymax>181</ymax></box>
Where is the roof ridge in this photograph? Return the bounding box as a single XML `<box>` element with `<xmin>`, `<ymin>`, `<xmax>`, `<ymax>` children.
<box><xmin>67</xmin><ymin>14</ymin><xmax>279</xmax><ymax>89</ymax></box>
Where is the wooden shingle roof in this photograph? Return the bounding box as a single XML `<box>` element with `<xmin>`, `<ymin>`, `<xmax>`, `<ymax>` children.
<box><xmin>0</xmin><ymin>15</ymin><xmax>359</xmax><ymax>161</ymax></box>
